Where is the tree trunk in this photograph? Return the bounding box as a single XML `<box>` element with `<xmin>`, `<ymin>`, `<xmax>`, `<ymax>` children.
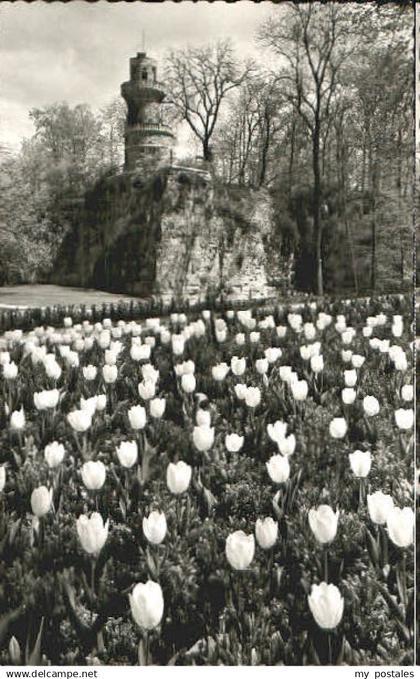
<box><xmin>313</xmin><ymin>114</ymin><xmax>323</xmax><ymax>296</ymax></box>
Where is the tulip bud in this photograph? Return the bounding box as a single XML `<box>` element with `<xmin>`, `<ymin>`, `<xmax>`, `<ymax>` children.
<box><xmin>102</xmin><ymin>364</ymin><xmax>118</xmax><ymax>384</ymax></box>
<box><xmin>128</xmin><ymin>405</ymin><xmax>147</xmax><ymax>430</ymax></box>
<box><xmin>308</xmin><ymin>582</ymin><xmax>344</xmax><ymax>630</ymax></box>
<box><xmin>77</xmin><ymin>512</ymin><xmax>109</xmax><ymax>555</ymax></box>
<box><xmin>244</xmin><ymin>386</ymin><xmax>261</xmax><ymax>408</ymax></box>
<box><xmin>367</xmin><ymin>490</ymin><xmax>394</xmax><ymax>525</ymax></box>
<box><xmin>278</xmin><ymin>433</ymin><xmax>296</xmax><ymax>457</ymax></box>
<box><xmin>308</xmin><ymin>505</ymin><xmax>339</xmax><ymax>544</ymax></box>
<box><xmin>129</xmin><ymin>581</ymin><xmax>164</xmax><ymax>630</ymax></box>
<box><xmin>192</xmin><ymin>425</ymin><xmax>214</xmax><ymax>452</ymax></box>
<box><xmin>363</xmin><ymin>395</ymin><xmax>380</xmax><ymax>417</ymax></box>
<box><xmin>386</xmin><ymin>506</ymin><xmax>414</xmax><ymax>548</ymax></box>
<box><xmin>266</xmin><ymin>454</ymin><xmax>290</xmax><ymax>483</ymax></box>
<box><xmin>291</xmin><ymin>379</ymin><xmax>308</xmax><ymax>401</ymax></box>
<box><xmin>143</xmin><ymin>510</ymin><xmax>167</xmax><ymax>545</ymax></box>
<box><xmin>265</xmin><ymin>347</ymin><xmax>282</xmax><ymax>364</ymax></box>
<box><xmin>348</xmin><ymin>450</ymin><xmax>371</xmax><ymax>478</ymax></box>
<box><xmin>351</xmin><ymin>354</ymin><xmax>365</xmax><ymax>369</ymax></box>
<box><xmin>234</xmin><ymin>383</ymin><xmax>247</xmax><ymax>400</ymax></box>
<box><xmin>138</xmin><ymin>379</ymin><xmax>156</xmax><ymax>400</ymax></box>
<box><xmin>255</xmin><ymin>358</ymin><xmax>269</xmax><ymax>375</ymax></box>
<box><xmin>81</xmin><ymin>460</ymin><xmax>106</xmax><ymax>490</ymax></box>
<box><xmin>67</xmin><ymin>409</ymin><xmax>92</xmax><ymax>432</ymax></box>
<box><xmin>83</xmin><ymin>365</ymin><xmax>97</xmax><ymax>381</ymax></box>
<box><xmin>150</xmin><ymin>397</ymin><xmax>166</xmax><ymax>418</ymax></box>
<box><xmin>341</xmin><ymin>387</ymin><xmax>356</xmax><ymax>405</ymax></box>
<box><xmin>116</xmin><ymin>441</ymin><xmax>138</xmax><ymax>468</ymax></box>
<box><xmin>166</xmin><ymin>461</ymin><xmax>192</xmax><ymax>494</ymax></box>
<box><xmin>181</xmin><ymin>373</ymin><xmax>196</xmax><ymax>393</ymax></box>
<box><xmin>212</xmin><ymin>363</ymin><xmax>230</xmax><ymax>381</ymax></box>
<box><xmin>255</xmin><ymin>517</ymin><xmax>278</xmax><ymax>550</ymax></box>
<box><xmin>31</xmin><ymin>486</ymin><xmax>53</xmax><ymax>517</ymax></box>
<box><xmin>3</xmin><ymin>362</ymin><xmax>18</xmax><ymax>379</ymax></box>
<box><xmin>225</xmin><ymin>433</ymin><xmax>244</xmax><ymax>452</ymax></box>
<box><xmin>34</xmin><ymin>389</ymin><xmax>59</xmax><ymax>410</ymax></box>
<box><xmin>329</xmin><ymin>417</ymin><xmax>347</xmax><ymax>439</ymax></box>
<box><xmin>344</xmin><ymin>369</ymin><xmax>357</xmax><ymax>387</ymax></box>
<box><xmin>231</xmin><ymin>356</ymin><xmax>246</xmax><ymax>376</ymax></box>
<box><xmin>394</xmin><ymin>408</ymin><xmax>414</xmax><ymax>430</ymax></box>
<box><xmin>401</xmin><ymin>384</ymin><xmax>413</xmax><ymax>402</ymax></box>
<box><xmin>267</xmin><ymin>420</ymin><xmax>287</xmax><ymax>443</ymax></box>
<box><xmin>310</xmin><ymin>355</ymin><xmax>324</xmax><ymax>373</ymax></box>
<box><xmin>225</xmin><ymin>530</ymin><xmax>255</xmax><ymax>570</ymax></box>
<box><xmin>44</xmin><ymin>441</ymin><xmax>65</xmax><ymax>468</ymax></box>
<box><xmin>10</xmin><ymin>408</ymin><xmax>25</xmax><ymax>430</ymax></box>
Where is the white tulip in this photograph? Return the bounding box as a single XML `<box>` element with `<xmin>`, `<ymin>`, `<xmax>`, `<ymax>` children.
<box><xmin>77</xmin><ymin>512</ymin><xmax>109</xmax><ymax>555</ymax></box>
<box><xmin>308</xmin><ymin>505</ymin><xmax>339</xmax><ymax>544</ymax></box>
<box><xmin>394</xmin><ymin>408</ymin><xmax>414</xmax><ymax>430</ymax></box>
<box><xmin>245</xmin><ymin>386</ymin><xmax>261</xmax><ymax>408</ymax></box>
<box><xmin>129</xmin><ymin>581</ymin><xmax>164</xmax><ymax>630</ymax></box>
<box><xmin>150</xmin><ymin>398</ymin><xmax>166</xmax><ymax>418</ymax></box>
<box><xmin>44</xmin><ymin>441</ymin><xmax>65</xmax><ymax>468</ymax></box>
<box><xmin>166</xmin><ymin>461</ymin><xmax>192</xmax><ymax>494</ymax></box>
<box><xmin>278</xmin><ymin>433</ymin><xmax>296</xmax><ymax>457</ymax></box>
<box><xmin>83</xmin><ymin>365</ymin><xmax>97</xmax><ymax>381</ymax></box>
<box><xmin>225</xmin><ymin>530</ymin><xmax>255</xmax><ymax>570</ymax></box>
<box><xmin>386</xmin><ymin>507</ymin><xmax>414</xmax><ymax>548</ymax></box>
<box><xmin>329</xmin><ymin>417</ymin><xmax>347</xmax><ymax>439</ymax></box>
<box><xmin>266</xmin><ymin>454</ymin><xmax>290</xmax><ymax>483</ymax></box>
<box><xmin>341</xmin><ymin>388</ymin><xmax>356</xmax><ymax>405</ymax></box>
<box><xmin>367</xmin><ymin>491</ymin><xmax>394</xmax><ymax>525</ymax></box>
<box><xmin>128</xmin><ymin>405</ymin><xmax>147</xmax><ymax>430</ymax></box>
<box><xmin>349</xmin><ymin>450</ymin><xmax>371</xmax><ymax>478</ymax></box>
<box><xmin>192</xmin><ymin>425</ymin><xmax>214</xmax><ymax>452</ymax></box>
<box><xmin>81</xmin><ymin>460</ymin><xmax>106</xmax><ymax>490</ymax></box>
<box><xmin>181</xmin><ymin>373</ymin><xmax>196</xmax><ymax>393</ymax></box>
<box><xmin>267</xmin><ymin>420</ymin><xmax>288</xmax><ymax>444</ymax></box>
<box><xmin>308</xmin><ymin>582</ymin><xmax>344</xmax><ymax>630</ymax></box>
<box><xmin>67</xmin><ymin>409</ymin><xmax>92</xmax><ymax>432</ymax></box>
<box><xmin>34</xmin><ymin>389</ymin><xmax>59</xmax><ymax>410</ymax></box>
<box><xmin>10</xmin><ymin>408</ymin><xmax>25</xmax><ymax>430</ymax></box>
<box><xmin>116</xmin><ymin>441</ymin><xmax>138</xmax><ymax>468</ymax></box>
<box><xmin>143</xmin><ymin>510</ymin><xmax>167</xmax><ymax>545</ymax></box>
<box><xmin>31</xmin><ymin>486</ymin><xmax>53</xmax><ymax>517</ymax></box>
<box><xmin>225</xmin><ymin>433</ymin><xmax>244</xmax><ymax>452</ymax></box>
<box><xmin>255</xmin><ymin>517</ymin><xmax>278</xmax><ymax>550</ymax></box>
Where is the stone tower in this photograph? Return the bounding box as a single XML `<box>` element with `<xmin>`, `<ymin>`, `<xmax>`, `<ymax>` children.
<box><xmin>121</xmin><ymin>52</ymin><xmax>174</xmax><ymax>172</ymax></box>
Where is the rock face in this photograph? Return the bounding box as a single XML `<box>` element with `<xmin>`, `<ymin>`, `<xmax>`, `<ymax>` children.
<box><xmin>53</xmin><ymin>164</ymin><xmax>292</xmax><ymax>302</ymax></box>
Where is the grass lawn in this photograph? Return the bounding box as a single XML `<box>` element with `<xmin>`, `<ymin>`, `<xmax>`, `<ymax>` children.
<box><xmin>0</xmin><ymin>284</ymin><xmax>138</xmax><ymax>309</ymax></box>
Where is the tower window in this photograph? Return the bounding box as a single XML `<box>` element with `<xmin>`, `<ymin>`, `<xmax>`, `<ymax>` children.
<box><xmin>142</xmin><ymin>70</ymin><xmax>148</xmax><ymax>81</ymax></box>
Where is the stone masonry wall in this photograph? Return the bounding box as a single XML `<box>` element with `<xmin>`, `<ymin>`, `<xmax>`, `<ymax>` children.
<box><xmin>53</xmin><ymin>166</ymin><xmax>292</xmax><ymax>301</ymax></box>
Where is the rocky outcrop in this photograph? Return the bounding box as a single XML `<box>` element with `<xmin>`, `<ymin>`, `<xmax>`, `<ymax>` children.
<box><xmin>53</xmin><ymin>165</ymin><xmax>292</xmax><ymax>302</ymax></box>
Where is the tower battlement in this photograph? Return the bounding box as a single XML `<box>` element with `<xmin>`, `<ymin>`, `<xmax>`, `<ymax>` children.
<box><xmin>121</xmin><ymin>52</ymin><xmax>174</xmax><ymax>172</ymax></box>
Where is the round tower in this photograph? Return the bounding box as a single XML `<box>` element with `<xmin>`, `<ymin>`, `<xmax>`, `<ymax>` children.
<box><xmin>121</xmin><ymin>52</ymin><xmax>174</xmax><ymax>172</ymax></box>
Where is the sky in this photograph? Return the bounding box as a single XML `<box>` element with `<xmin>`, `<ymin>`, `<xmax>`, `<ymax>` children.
<box><xmin>0</xmin><ymin>0</ymin><xmax>274</xmax><ymax>153</ymax></box>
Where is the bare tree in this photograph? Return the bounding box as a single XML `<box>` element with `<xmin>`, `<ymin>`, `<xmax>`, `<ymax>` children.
<box><xmin>260</xmin><ymin>3</ymin><xmax>354</xmax><ymax>294</ymax></box>
<box><xmin>165</xmin><ymin>40</ymin><xmax>251</xmax><ymax>162</ymax></box>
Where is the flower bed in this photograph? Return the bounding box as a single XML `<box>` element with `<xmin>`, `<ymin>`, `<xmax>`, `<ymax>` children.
<box><xmin>0</xmin><ymin>293</ymin><xmax>414</xmax><ymax>665</ymax></box>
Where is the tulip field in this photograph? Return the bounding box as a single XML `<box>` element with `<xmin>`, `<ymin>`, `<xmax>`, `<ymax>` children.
<box><xmin>0</xmin><ymin>293</ymin><xmax>414</xmax><ymax>666</ymax></box>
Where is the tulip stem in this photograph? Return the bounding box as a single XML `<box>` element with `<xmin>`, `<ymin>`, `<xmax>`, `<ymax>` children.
<box><xmin>324</xmin><ymin>549</ymin><xmax>329</xmax><ymax>584</ymax></box>
<box><xmin>358</xmin><ymin>478</ymin><xmax>364</xmax><ymax>511</ymax></box>
<box><xmin>327</xmin><ymin>632</ymin><xmax>333</xmax><ymax>665</ymax></box>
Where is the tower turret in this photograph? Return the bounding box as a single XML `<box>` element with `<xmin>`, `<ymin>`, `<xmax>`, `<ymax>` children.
<box><xmin>121</xmin><ymin>52</ymin><xmax>174</xmax><ymax>172</ymax></box>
